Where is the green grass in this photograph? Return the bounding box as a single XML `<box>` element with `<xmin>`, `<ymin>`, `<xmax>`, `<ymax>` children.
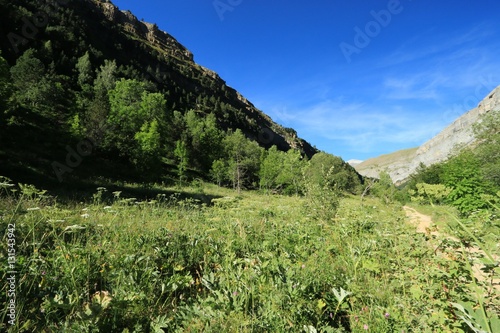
<box><xmin>1</xmin><ymin>180</ymin><xmax>499</xmax><ymax>332</ymax></box>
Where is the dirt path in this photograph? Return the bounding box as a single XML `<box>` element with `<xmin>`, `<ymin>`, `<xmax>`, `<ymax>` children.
<box><xmin>403</xmin><ymin>206</ymin><xmax>500</xmax><ymax>293</ymax></box>
<box><xmin>403</xmin><ymin>206</ymin><xmax>439</xmax><ymax>236</ymax></box>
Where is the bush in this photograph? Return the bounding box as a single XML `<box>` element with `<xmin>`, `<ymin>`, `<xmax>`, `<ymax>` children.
<box><xmin>409</xmin><ymin>183</ymin><xmax>451</xmax><ymax>205</ymax></box>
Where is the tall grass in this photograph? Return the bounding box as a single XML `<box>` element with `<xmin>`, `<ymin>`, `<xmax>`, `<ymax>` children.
<box><xmin>1</xmin><ymin>178</ymin><xmax>498</xmax><ymax>332</ymax></box>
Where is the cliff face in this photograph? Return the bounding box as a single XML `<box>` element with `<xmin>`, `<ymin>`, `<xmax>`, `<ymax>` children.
<box><xmin>95</xmin><ymin>1</ymin><xmax>193</xmax><ymax>62</ymax></box>
<box><xmin>354</xmin><ymin>148</ymin><xmax>418</xmax><ymax>182</ymax></box>
<box><xmin>356</xmin><ymin>85</ymin><xmax>500</xmax><ymax>184</ymax></box>
<box><xmin>408</xmin><ymin>86</ymin><xmax>500</xmax><ymax>175</ymax></box>
<box><xmin>87</xmin><ymin>0</ymin><xmax>317</xmax><ymax>157</ymax></box>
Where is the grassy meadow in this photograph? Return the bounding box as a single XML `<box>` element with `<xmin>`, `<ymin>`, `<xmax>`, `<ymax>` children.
<box><xmin>1</xmin><ymin>179</ymin><xmax>499</xmax><ymax>332</ymax></box>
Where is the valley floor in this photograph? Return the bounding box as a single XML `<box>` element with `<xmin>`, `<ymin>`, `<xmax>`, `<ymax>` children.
<box><xmin>1</xmin><ymin>182</ymin><xmax>499</xmax><ymax>332</ymax></box>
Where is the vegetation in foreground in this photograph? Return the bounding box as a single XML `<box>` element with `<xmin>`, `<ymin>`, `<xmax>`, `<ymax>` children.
<box><xmin>1</xmin><ymin>178</ymin><xmax>498</xmax><ymax>332</ymax></box>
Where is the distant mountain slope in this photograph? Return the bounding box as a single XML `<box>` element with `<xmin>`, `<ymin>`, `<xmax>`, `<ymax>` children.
<box><xmin>347</xmin><ymin>159</ymin><xmax>364</xmax><ymax>167</ymax></box>
<box><xmin>355</xmin><ymin>85</ymin><xmax>500</xmax><ymax>184</ymax></box>
<box><xmin>355</xmin><ymin>147</ymin><xmax>418</xmax><ymax>181</ymax></box>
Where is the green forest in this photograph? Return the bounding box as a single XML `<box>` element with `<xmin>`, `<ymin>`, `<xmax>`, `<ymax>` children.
<box><xmin>1</xmin><ymin>0</ymin><xmax>499</xmax><ymax>332</ymax></box>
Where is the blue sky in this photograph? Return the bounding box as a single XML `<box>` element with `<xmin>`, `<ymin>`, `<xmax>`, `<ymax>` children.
<box><xmin>112</xmin><ymin>0</ymin><xmax>500</xmax><ymax>162</ymax></box>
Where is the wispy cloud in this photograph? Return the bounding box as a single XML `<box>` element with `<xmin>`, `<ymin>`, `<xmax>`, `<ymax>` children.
<box><xmin>256</xmin><ymin>19</ymin><xmax>500</xmax><ymax>159</ymax></box>
<box><xmin>271</xmin><ymin>100</ymin><xmax>446</xmax><ymax>155</ymax></box>
<box><xmin>379</xmin><ymin>23</ymin><xmax>500</xmax><ymax>104</ymax></box>
<box><xmin>380</xmin><ymin>22</ymin><xmax>497</xmax><ymax>68</ymax></box>
<box><xmin>382</xmin><ymin>74</ymin><xmax>444</xmax><ymax>101</ymax></box>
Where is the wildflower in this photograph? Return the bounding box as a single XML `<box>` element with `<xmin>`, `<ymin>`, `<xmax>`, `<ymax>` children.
<box><xmin>301</xmin><ymin>264</ymin><xmax>306</xmax><ymax>269</ymax></box>
<box><xmin>385</xmin><ymin>312</ymin><xmax>390</xmax><ymax>319</ymax></box>
<box><xmin>232</xmin><ymin>291</ymin><xmax>238</xmax><ymax>296</ymax></box>
<box><xmin>41</xmin><ymin>271</ymin><xmax>46</xmax><ymax>275</ymax></box>
<box><xmin>364</xmin><ymin>324</ymin><xmax>369</xmax><ymax>330</ymax></box>
<box><xmin>81</xmin><ymin>213</ymin><xmax>90</xmax><ymax>218</ymax></box>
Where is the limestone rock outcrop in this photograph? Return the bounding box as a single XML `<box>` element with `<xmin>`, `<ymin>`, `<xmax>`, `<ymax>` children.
<box><xmin>356</xmin><ymin>85</ymin><xmax>500</xmax><ymax>184</ymax></box>
<box><xmin>93</xmin><ymin>1</ymin><xmax>193</xmax><ymax>62</ymax></box>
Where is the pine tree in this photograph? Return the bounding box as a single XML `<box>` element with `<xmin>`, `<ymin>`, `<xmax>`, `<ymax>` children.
<box><xmin>0</xmin><ymin>54</ymin><xmax>12</xmax><ymax>139</ymax></box>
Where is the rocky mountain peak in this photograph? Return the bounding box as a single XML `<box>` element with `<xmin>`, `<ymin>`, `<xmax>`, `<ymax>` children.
<box><xmin>92</xmin><ymin>0</ymin><xmax>193</xmax><ymax>62</ymax></box>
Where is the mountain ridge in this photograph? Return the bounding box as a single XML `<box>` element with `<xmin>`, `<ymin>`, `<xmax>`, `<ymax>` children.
<box><xmin>0</xmin><ymin>0</ymin><xmax>317</xmax><ymax>158</ymax></box>
<box><xmin>355</xmin><ymin>85</ymin><xmax>500</xmax><ymax>184</ymax></box>
<box><xmin>89</xmin><ymin>0</ymin><xmax>317</xmax><ymax>157</ymax></box>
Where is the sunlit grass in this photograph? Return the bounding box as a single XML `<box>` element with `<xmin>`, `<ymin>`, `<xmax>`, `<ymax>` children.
<box><xmin>0</xmin><ymin>179</ymin><xmax>498</xmax><ymax>332</ymax></box>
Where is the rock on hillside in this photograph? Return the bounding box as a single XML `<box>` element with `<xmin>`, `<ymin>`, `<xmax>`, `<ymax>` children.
<box><xmin>347</xmin><ymin>159</ymin><xmax>364</xmax><ymax>167</ymax></box>
<box><xmin>356</xmin><ymin>85</ymin><xmax>500</xmax><ymax>184</ymax></box>
<box><xmin>94</xmin><ymin>1</ymin><xmax>194</xmax><ymax>62</ymax></box>
<box><xmin>354</xmin><ymin>148</ymin><xmax>418</xmax><ymax>182</ymax></box>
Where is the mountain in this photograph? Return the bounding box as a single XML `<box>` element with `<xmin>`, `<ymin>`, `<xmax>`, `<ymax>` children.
<box><xmin>0</xmin><ymin>0</ymin><xmax>322</xmax><ymax>187</ymax></box>
<box><xmin>347</xmin><ymin>159</ymin><xmax>363</xmax><ymax>167</ymax></box>
<box><xmin>84</xmin><ymin>0</ymin><xmax>318</xmax><ymax>155</ymax></box>
<box><xmin>354</xmin><ymin>148</ymin><xmax>418</xmax><ymax>182</ymax></box>
<box><xmin>112</xmin><ymin>0</ymin><xmax>316</xmax><ymax>156</ymax></box>
<box><xmin>355</xmin><ymin>85</ymin><xmax>500</xmax><ymax>184</ymax></box>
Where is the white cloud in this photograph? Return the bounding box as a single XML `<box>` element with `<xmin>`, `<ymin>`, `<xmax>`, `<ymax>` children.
<box><xmin>275</xmin><ymin>100</ymin><xmax>446</xmax><ymax>154</ymax></box>
<box><xmin>254</xmin><ymin>21</ymin><xmax>500</xmax><ymax>159</ymax></box>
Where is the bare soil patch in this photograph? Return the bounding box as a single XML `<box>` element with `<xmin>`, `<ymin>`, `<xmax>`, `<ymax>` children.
<box><xmin>403</xmin><ymin>206</ymin><xmax>499</xmax><ymax>293</ymax></box>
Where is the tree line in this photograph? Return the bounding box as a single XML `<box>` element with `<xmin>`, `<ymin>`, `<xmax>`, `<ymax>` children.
<box><xmin>0</xmin><ymin>49</ymin><xmax>362</xmax><ymax>195</ymax></box>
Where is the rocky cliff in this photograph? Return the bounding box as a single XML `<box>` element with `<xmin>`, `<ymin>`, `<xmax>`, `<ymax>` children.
<box><xmin>356</xmin><ymin>85</ymin><xmax>500</xmax><ymax>184</ymax></box>
<box><xmin>87</xmin><ymin>0</ymin><xmax>317</xmax><ymax>158</ymax></box>
<box><xmin>354</xmin><ymin>147</ymin><xmax>418</xmax><ymax>182</ymax></box>
<box><xmin>94</xmin><ymin>1</ymin><xmax>194</xmax><ymax>62</ymax></box>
